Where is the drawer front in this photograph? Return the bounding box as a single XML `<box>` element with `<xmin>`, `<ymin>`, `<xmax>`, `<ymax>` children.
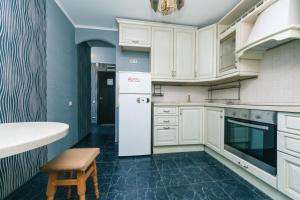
<box><xmin>154</xmin><ymin>126</ymin><xmax>178</xmax><ymax>146</ymax></box>
<box><xmin>278</xmin><ymin>112</ymin><xmax>300</xmax><ymax>136</ymax></box>
<box><xmin>278</xmin><ymin>152</ymin><xmax>300</xmax><ymax>200</ymax></box>
<box><xmin>154</xmin><ymin>106</ymin><xmax>178</xmax><ymax>115</ymax></box>
<box><xmin>154</xmin><ymin>116</ymin><xmax>178</xmax><ymax>125</ymax></box>
<box><xmin>278</xmin><ymin>131</ymin><xmax>300</xmax><ymax>158</ymax></box>
<box><xmin>120</xmin><ymin>24</ymin><xmax>151</xmax><ymax>45</ymax></box>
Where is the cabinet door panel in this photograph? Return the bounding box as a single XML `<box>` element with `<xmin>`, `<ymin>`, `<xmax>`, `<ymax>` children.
<box><xmin>278</xmin><ymin>152</ymin><xmax>300</xmax><ymax>200</ymax></box>
<box><xmin>154</xmin><ymin>126</ymin><xmax>178</xmax><ymax>146</ymax></box>
<box><xmin>204</xmin><ymin>107</ymin><xmax>224</xmax><ymax>154</ymax></box>
<box><xmin>174</xmin><ymin>29</ymin><xmax>195</xmax><ymax>80</ymax></box>
<box><xmin>196</xmin><ymin>25</ymin><xmax>217</xmax><ymax>80</ymax></box>
<box><xmin>179</xmin><ymin>107</ymin><xmax>203</xmax><ymax>145</ymax></box>
<box><xmin>151</xmin><ymin>27</ymin><xmax>173</xmax><ymax>79</ymax></box>
<box><xmin>119</xmin><ymin>24</ymin><xmax>151</xmax><ymax>46</ymax></box>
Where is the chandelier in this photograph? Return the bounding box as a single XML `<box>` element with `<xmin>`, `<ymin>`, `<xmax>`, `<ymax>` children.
<box><xmin>150</xmin><ymin>0</ymin><xmax>185</xmax><ymax>16</ymax></box>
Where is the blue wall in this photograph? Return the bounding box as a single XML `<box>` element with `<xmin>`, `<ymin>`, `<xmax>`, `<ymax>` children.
<box><xmin>46</xmin><ymin>0</ymin><xmax>78</xmax><ymax>160</ymax></box>
<box><xmin>91</xmin><ymin>47</ymin><xmax>116</xmax><ymax>64</ymax></box>
<box><xmin>0</xmin><ymin>0</ymin><xmax>47</xmax><ymax>198</ymax></box>
<box><xmin>77</xmin><ymin>42</ymin><xmax>91</xmax><ymax>140</ymax></box>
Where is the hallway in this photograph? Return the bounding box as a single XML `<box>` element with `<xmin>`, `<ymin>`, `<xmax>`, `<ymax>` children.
<box><xmin>7</xmin><ymin>126</ymin><xmax>271</xmax><ymax>200</ymax></box>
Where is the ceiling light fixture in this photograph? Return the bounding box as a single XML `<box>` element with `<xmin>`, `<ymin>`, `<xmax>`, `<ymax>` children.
<box><xmin>150</xmin><ymin>0</ymin><xmax>185</xmax><ymax>16</ymax></box>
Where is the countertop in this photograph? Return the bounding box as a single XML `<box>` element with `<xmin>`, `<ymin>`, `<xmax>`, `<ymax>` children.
<box><xmin>0</xmin><ymin>122</ymin><xmax>69</xmax><ymax>159</ymax></box>
<box><xmin>153</xmin><ymin>102</ymin><xmax>300</xmax><ymax>113</ymax></box>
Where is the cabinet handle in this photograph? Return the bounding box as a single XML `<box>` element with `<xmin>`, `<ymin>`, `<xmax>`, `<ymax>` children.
<box><xmin>243</xmin><ymin>164</ymin><xmax>249</xmax><ymax>169</ymax></box>
<box><xmin>131</xmin><ymin>40</ymin><xmax>139</xmax><ymax>44</ymax></box>
<box><xmin>163</xmin><ymin>127</ymin><xmax>170</xmax><ymax>130</ymax></box>
<box><xmin>220</xmin><ymin>116</ymin><xmax>223</xmax><ymax>119</ymax></box>
<box><xmin>163</xmin><ymin>120</ymin><xmax>170</xmax><ymax>123</ymax></box>
<box><xmin>163</xmin><ymin>110</ymin><xmax>170</xmax><ymax>113</ymax></box>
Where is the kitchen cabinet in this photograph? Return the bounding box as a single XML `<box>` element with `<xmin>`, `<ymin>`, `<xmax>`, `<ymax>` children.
<box><xmin>278</xmin><ymin>151</ymin><xmax>300</xmax><ymax>200</ymax></box>
<box><xmin>174</xmin><ymin>29</ymin><xmax>196</xmax><ymax>80</ymax></box>
<box><xmin>195</xmin><ymin>24</ymin><xmax>217</xmax><ymax>80</ymax></box>
<box><xmin>151</xmin><ymin>27</ymin><xmax>174</xmax><ymax>80</ymax></box>
<box><xmin>117</xmin><ymin>19</ymin><xmax>151</xmax><ymax>51</ymax></box>
<box><xmin>154</xmin><ymin>126</ymin><xmax>179</xmax><ymax>146</ymax></box>
<box><xmin>179</xmin><ymin>107</ymin><xmax>203</xmax><ymax>145</ymax></box>
<box><xmin>153</xmin><ymin>105</ymin><xmax>204</xmax><ymax>148</ymax></box>
<box><xmin>204</xmin><ymin>107</ymin><xmax>224</xmax><ymax>154</ymax></box>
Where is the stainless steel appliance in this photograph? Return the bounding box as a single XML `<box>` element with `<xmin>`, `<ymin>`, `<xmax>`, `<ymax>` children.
<box><xmin>225</xmin><ymin>108</ymin><xmax>277</xmax><ymax>175</ymax></box>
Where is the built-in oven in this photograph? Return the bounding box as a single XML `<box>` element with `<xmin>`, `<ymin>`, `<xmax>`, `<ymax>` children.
<box><xmin>225</xmin><ymin>108</ymin><xmax>277</xmax><ymax>176</ymax></box>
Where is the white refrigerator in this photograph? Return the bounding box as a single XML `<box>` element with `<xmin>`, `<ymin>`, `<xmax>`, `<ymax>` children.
<box><xmin>118</xmin><ymin>72</ymin><xmax>151</xmax><ymax>156</ymax></box>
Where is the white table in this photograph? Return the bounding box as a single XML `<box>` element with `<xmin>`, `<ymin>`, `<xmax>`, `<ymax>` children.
<box><xmin>0</xmin><ymin>122</ymin><xmax>69</xmax><ymax>159</ymax></box>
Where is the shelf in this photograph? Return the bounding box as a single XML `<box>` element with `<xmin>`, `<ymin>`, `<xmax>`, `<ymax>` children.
<box><xmin>237</xmin><ymin>25</ymin><xmax>300</xmax><ymax>59</ymax></box>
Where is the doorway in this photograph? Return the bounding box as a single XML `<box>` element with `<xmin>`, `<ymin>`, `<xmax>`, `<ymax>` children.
<box><xmin>97</xmin><ymin>71</ymin><xmax>115</xmax><ymax>125</ymax></box>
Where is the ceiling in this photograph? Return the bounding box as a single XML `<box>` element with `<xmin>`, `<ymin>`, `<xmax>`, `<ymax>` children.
<box><xmin>55</xmin><ymin>0</ymin><xmax>240</xmax><ymax>30</ymax></box>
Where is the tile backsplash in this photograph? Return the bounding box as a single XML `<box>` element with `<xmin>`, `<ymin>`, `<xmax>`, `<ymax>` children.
<box><xmin>152</xmin><ymin>85</ymin><xmax>208</xmax><ymax>102</ymax></box>
<box><xmin>239</xmin><ymin>40</ymin><xmax>300</xmax><ymax>104</ymax></box>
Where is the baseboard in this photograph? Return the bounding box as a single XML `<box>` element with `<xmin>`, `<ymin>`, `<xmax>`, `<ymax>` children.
<box><xmin>204</xmin><ymin>147</ymin><xmax>291</xmax><ymax>200</ymax></box>
<box><xmin>153</xmin><ymin>145</ymin><xmax>204</xmax><ymax>154</ymax></box>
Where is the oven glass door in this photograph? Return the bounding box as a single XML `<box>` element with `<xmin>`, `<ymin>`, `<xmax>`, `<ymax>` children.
<box><xmin>225</xmin><ymin>117</ymin><xmax>277</xmax><ymax>175</ymax></box>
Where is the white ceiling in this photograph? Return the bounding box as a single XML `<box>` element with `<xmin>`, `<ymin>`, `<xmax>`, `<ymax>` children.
<box><xmin>55</xmin><ymin>0</ymin><xmax>240</xmax><ymax>30</ymax></box>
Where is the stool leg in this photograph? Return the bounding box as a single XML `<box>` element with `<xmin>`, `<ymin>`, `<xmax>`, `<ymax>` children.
<box><xmin>92</xmin><ymin>161</ymin><xmax>100</xmax><ymax>199</ymax></box>
<box><xmin>46</xmin><ymin>173</ymin><xmax>58</xmax><ymax>200</ymax></box>
<box><xmin>66</xmin><ymin>171</ymin><xmax>72</xmax><ymax>199</ymax></box>
<box><xmin>77</xmin><ymin>171</ymin><xmax>86</xmax><ymax>200</ymax></box>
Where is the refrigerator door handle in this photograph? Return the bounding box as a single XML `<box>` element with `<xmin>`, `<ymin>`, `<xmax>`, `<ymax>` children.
<box><xmin>137</xmin><ymin>97</ymin><xmax>141</xmax><ymax>103</ymax></box>
<box><xmin>146</xmin><ymin>98</ymin><xmax>150</xmax><ymax>103</ymax></box>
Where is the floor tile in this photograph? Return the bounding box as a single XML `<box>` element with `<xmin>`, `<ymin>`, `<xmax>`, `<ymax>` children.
<box><xmin>166</xmin><ymin>184</ymin><xmax>198</xmax><ymax>200</ymax></box>
<box><xmin>109</xmin><ymin>174</ymin><xmax>137</xmax><ymax>193</ymax></box>
<box><xmin>192</xmin><ymin>182</ymin><xmax>232</xmax><ymax>200</ymax></box>
<box><xmin>136</xmin><ymin>170</ymin><xmax>164</xmax><ymax>189</ymax></box>
<box><xmin>180</xmin><ymin>167</ymin><xmax>213</xmax><ymax>184</ymax></box>
<box><xmin>217</xmin><ymin>180</ymin><xmax>265</xmax><ymax>200</ymax></box>
<box><xmin>173</xmin><ymin>157</ymin><xmax>197</xmax><ymax>169</ymax></box>
<box><xmin>160</xmin><ymin>168</ymin><xmax>189</xmax><ymax>187</ymax></box>
<box><xmin>135</xmin><ymin>160</ymin><xmax>158</xmax><ymax>172</ymax></box>
<box><xmin>106</xmin><ymin>190</ymin><xmax>138</xmax><ymax>200</ymax></box>
<box><xmin>155</xmin><ymin>159</ymin><xmax>178</xmax><ymax>171</ymax></box>
<box><xmin>137</xmin><ymin>188</ymin><xmax>169</xmax><ymax>200</ymax></box>
<box><xmin>202</xmin><ymin>165</ymin><xmax>235</xmax><ymax>181</ymax></box>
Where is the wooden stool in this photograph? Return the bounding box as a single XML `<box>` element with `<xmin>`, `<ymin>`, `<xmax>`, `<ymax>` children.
<box><xmin>41</xmin><ymin>148</ymin><xmax>100</xmax><ymax>200</ymax></box>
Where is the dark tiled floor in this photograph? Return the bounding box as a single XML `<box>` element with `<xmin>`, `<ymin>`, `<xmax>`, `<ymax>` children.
<box><xmin>7</xmin><ymin>125</ymin><xmax>272</xmax><ymax>200</ymax></box>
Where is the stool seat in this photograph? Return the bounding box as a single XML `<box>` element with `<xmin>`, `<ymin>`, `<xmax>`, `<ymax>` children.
<box><xmin>41</xmin><ymin>148</ymin><xmax>100</xmax><ymax>172</ymax></box>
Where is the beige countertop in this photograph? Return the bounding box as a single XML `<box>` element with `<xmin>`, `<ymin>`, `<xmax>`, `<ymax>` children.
<box><xmin>153</xmin><ymin>102</ymin><xmax>300</xmax><ymax>113</ymax></box>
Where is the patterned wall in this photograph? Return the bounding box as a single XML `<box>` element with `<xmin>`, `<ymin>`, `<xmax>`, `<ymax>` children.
<box><xmin>0</xmin><ymin>0</ymin><xmax>47</xmax><ymax>199</ymax></box>
<box><xmin>77</xmin><ymin>42</ymin><xmax>91</xmax><ymax>140</ymax></box>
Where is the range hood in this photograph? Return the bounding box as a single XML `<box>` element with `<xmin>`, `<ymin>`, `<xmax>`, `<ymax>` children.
<box><xmin>237</xmin><ymin>0</ymin><xmax>300</xmax><ymax>59</ymax></box>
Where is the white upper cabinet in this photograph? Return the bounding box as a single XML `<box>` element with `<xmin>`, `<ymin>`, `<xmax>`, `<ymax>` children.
<box><xmin>179</xmin><ymin>107</ymin><xmax>203</xmax><ymax>145</ymax></box>
<box><xmin>195</xmin><ymin>25</ymin><xmax>217</xmax><ymax>80</ymax></box>
<box><xmin>204</xmin><ymin>107</ymin><xmax>224</xmax><ymax>154</ymax></box>
<box><xmin>174</xmin><ymin>29</ymin><xmax>196</xmax><ymax>80</ymax></box>
<box><xmin>118</xmin><ymin>20</ymin><xmax>151</xmax><ymax>51</ymax></box>
<box><xmin>151</xmin><ymin>27</ymin><xmax>174</xmax><ymax>80</ymax></box>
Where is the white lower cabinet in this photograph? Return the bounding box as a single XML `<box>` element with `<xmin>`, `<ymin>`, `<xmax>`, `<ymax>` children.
<box><xmin>179</xmin><ymin>107</ymin><xmax>203</xmax><ymax>145</ymax></box>
<box><xmin>154</xmin><ymin>126</ymin><xmax>178</xmax><ymax>146</ymax></box>
<box><xmin>204</xmin><ymin>107</ymin><xmax>224</xmax><ymax>154</ymax></box>
<box><xmin>153</xmin><ymin>105</ymin><xmax>203</xmax><ymax>148</ymax></box>
<box><xmin>278</xmin><ymin>151</ymin><xmax>300</xmax><ymax>200</ymax></box>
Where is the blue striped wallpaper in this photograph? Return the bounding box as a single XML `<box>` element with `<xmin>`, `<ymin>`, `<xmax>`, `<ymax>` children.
<box><xmin>0</xmin><ymin>0</ymin><xmax>47</xmax><ymax>199</ymax></box>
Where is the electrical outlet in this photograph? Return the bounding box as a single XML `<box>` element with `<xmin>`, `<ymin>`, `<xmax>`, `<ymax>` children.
<box><xmin>129</xmin><ymin>58</ymin><xmax>138</xmax><ymax>64</ymax></box>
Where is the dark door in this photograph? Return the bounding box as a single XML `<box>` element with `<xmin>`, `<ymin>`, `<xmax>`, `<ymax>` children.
<box><xmin>97</xmin><ymin>72</ymin><xmax>115</xmax><ymax>124</ymax></box>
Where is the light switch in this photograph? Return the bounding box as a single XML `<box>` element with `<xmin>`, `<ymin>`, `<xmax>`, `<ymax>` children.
<box><xmin>68</xmin><ymin>101</ymin><xmax>73</xmax><ymax>107</ymax></box>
